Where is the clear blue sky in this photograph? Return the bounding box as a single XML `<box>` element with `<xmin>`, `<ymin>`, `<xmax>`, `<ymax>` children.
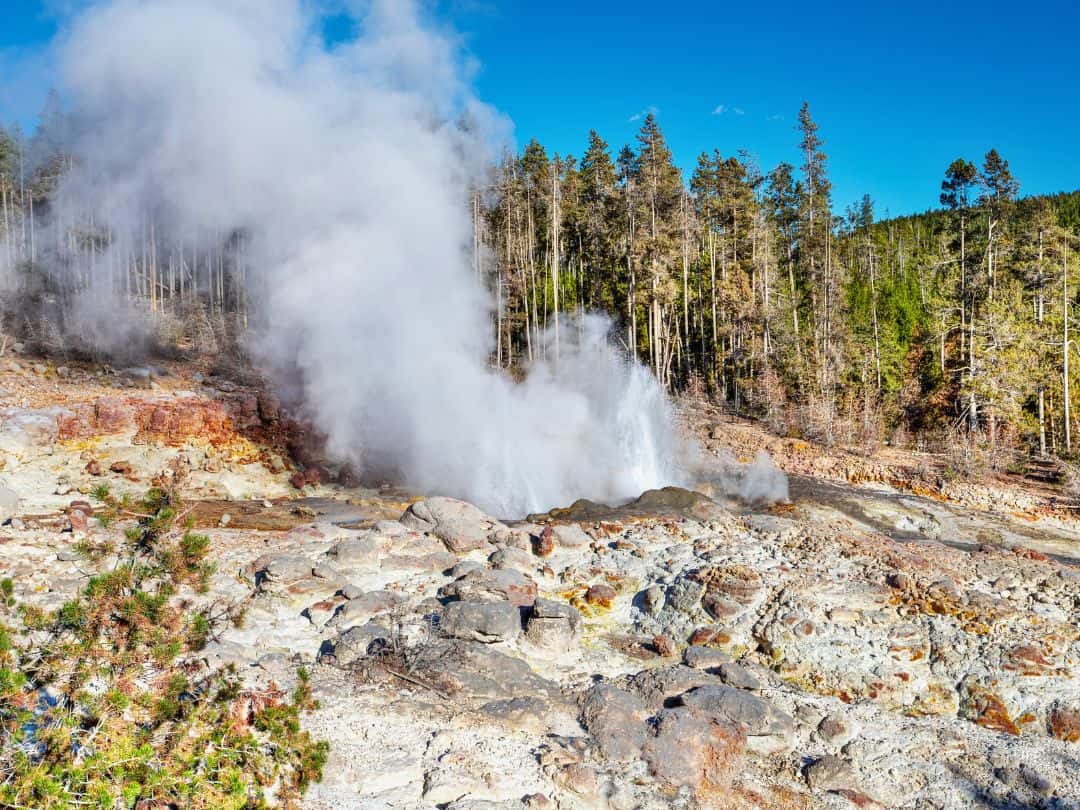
<box><xmin>4</xmin><ymin>0</ymin><xmax>1079</xmax><ymax>217</ymax></box>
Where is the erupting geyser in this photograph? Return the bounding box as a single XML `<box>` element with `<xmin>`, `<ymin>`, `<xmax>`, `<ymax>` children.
<box><xmin>30</xmin><ymin>0</ymin><xmax>687</xmax><ymax>515</ymax></box>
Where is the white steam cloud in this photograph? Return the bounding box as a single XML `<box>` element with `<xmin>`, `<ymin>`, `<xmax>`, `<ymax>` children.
<box><xmin>30</xmin><ymin>0</ymin><xmax>688</xmax><ymax>516</ymax></box>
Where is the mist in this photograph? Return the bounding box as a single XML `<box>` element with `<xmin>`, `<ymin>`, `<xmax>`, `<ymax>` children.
<box><xmin>21</xmin><ymin>0</ymin><xmax>691</xmax><ymax>516</ymax></box>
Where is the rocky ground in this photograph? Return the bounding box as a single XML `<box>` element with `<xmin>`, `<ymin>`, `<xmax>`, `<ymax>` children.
<box><xmin>0</xmin><ymin>356</ymin><xmax>1078</xmax><ymax>809</ymax></box>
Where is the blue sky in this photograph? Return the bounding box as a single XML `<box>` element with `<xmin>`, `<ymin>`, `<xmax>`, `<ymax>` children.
<box><xmin>4</xmin><ymin>0</ymin><xmax>1079</xmax><ymax>217</ymax></box>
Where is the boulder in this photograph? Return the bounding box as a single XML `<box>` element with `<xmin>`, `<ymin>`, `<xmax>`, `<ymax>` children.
<box><xmin>643</xmin><ymin>706</ymin><xmax>744</xmax><ymax>791</ymax></box>
<box><xmin>551</xmin><ymin>523</ymin><xmax>591</xmax><ymax>548</ymax></box>
<box><xmin>326</xmin><ymin>538</ymin><xmax>380</xmax><ymax>569</ymax></box>
<box><xmin>329</xmin><ymin>590</ymin><xmax>402</xmax><ymax>630</ymax></box>
<box><xmin>626</xmin><ymin>665</ymin><xmax>723</xmax><ymax>712</ymax></box>
<box><xmin>524</xmin><ymin>598</ymin><xmax>582</xmax><ymax>652</ymax></box>
<box><xmin>439</xmin><ymin>568</ymin><xmax>537</xmax><ymax>607</ymax></box>
<box><xmin>580</xmin><ymin>683</ymin><xmax>648</xmax><ymax>761</ymax></box>
<box><xmin>323</xmin><ymin>622</ymin><xmax>390</xmax><ymax>666</ymax></box>
<box><xmin>400</xmin><ymin>496</ymin><xmax>504</xmax><ymax>553</ymax></box>
<box><xmin>255</xmin><ymin>554</ymin><xmax>314</xmax><ymax>588</ymax></box>
<box><xmin>679</xmin><ymin>685</ymin><xmax>795</xmax><ymax>753</ymax></box>
<box><xmin>403</xmin><ymin>639</ymin><xmax>561</xmax><ymax>701</ymax></box>
<box><xmin>440</xmin><ymin>601</ymin><xmax>521</xmax><ymax>643</ymax></box>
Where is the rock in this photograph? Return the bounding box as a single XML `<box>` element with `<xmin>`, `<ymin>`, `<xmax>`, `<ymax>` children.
<box><xmin>683</xmin><ymin>645</ymin><xmax>733</xmax><ymax>670</ymax></box>
<box><xmin>404</xmin><ymin>640</ymin><xmax>560</xmax><ymax>701</ymax></box>
<box><xmin>323</xmin><ymin>622</ymin><xmax>390</xmax><ymax>666</ymax></box>
<box><xmin>480</xmin><ymin>696</ymin><xmax>556</xmax><ymax>733</ymax></box>
<box><xmin>679</xmin><ymin>685</ymin><xmax>795</xmax><ymax>753</ymax></box>
<box><xmin>718</xmin><ymin>662</ymin><xmax>761</xmax><ymax>690</ymax></box>
<box><xmin>653</xmin><ymin>635</ymin><xmax>678</xmax><ymax>658</ymax></box>
<box><xmin>327</xmin><ymin>538</ymin><xmax>379</xmax><ymax>569</ymax></box>
<box><xmin>532</xmin><ymin>525</ymin><xmax>555</xmax><ymax>556</ymax></box>
<box><xmin>440</xmin><ymin>601</ymin><xmax>521</xmax><ymax>643</ymax></box>
<box><xmin>400</xmin><ymin>496</ymin><xmax>503</xmax><ymax>553</ymax></box>
<box><xmin>439</xmin><ymin>568</ymin><xmax>537</xmax><ymax>607</ymax></box>
<box><xmin>585</xmin><ymin>582</ymin><xmax>617</xmax><ymax>608</ymax></box>
<box><xmin>641</xmin><ymin>585</ymin><xmax>665</xmax><ymax>615</ymax></box>
<box><xmin>524</xmin><ymin>598</ymin><xmax>582</xmax><ymax>652</ymax></box>
<box><xmin>1049</xmin><ymin>704</ymin><xmax>1080</xmax><ymax>742</ymax></box>
<box><xmin>817</xmin><ymin>714</ymin><xmax>856</xmax><ymax>746</ymax></box>
<box><xmin>329</xmin><ymin>590</ymin><xmax>401</xmax><ymax>629</ymax></box>
<box><xmin>85</xmin><ymin>459</ymin><xmax>102</xmax><ymax>476</ymax></box>
<box><xmin>643</xmin><ymin>706</ymin><xmax>743</xmax><ymax>791</ymax></box>
<box><xmin>551</xmin><ymin>523</ymin><xmax>591</xmax><ymax>548</ymax></box>
<box><xmin>255</xmin><ymin>554</ymin><xmax>314</xmax><ymax>587</ymax></box>
<box><xmin>109</xmin><ymin>460</ymin><xmax>133</xmax><ymax>475</ymax></box>
<box><xmin>805</xmin><ymin>755</ymin><xmax>860</xmax><ymax>793</ymax></box>
<box><xmin>489</xmin><ymin>546</ymin><xmax>534</xmax><ymax>573</ymax></box>
<box><xmin>626</xmin><ymin>665</ymin><xmax>723</xmax><ymax>712</ymax></box>
<box><xmin>580</xmin><ymin>683</ymin><xmax>648</xmax><ymax>761</ymax></box>
<box><xmin>0</xmin><ymin>484</ymin><xmax>21</xmax><ymax>517</ymax></box>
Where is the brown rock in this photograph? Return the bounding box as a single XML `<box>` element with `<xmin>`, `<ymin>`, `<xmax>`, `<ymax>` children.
<box><xmin>1049</xmin><ymin>705</ymin><xmax>1080</xmax><ymax>742</ymax></box>
<box><xmin>585</xmin><ymin>583</ymin><xmax>617</xmax><ymax>608</ymax></box>
<box><xmin>533</xmin><ymin>525</ymin><xmax>555</xmax><ymax>557</ymax></box>
<box><xmin>653</xmin><ymin>635</ymin><xmax>678</xmax><ymax>658</ymax></box>
<box><xmin>290</xmin><ymin>471</ymin><xmax>307</xmax><ymax>489</ymax></box>
<box><xmin>85</xmin><ymin>459</ymin><xmax>103</xmax><ymax>476</ymax></box>
<box><xmin>109</xmin><ymin>460</ymin><xmax>133</xmax><ymax>475</ymax></box>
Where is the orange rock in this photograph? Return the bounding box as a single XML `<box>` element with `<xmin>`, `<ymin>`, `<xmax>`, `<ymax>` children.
<box><xmin>1049</xmin><ymin>706</ymin><xmax>1080</xmax><ymax>742</ymax></box>
<box><xmin>585</xmin><ymin>583</ymin><xmax>617</xmax><ymax>608</ymax></box>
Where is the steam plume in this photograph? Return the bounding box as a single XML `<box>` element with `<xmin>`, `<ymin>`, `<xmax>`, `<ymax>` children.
<box><xmin>29</xmin><ymin>0</ymin><xmax>687</xmax><ymax>516</ymax></box>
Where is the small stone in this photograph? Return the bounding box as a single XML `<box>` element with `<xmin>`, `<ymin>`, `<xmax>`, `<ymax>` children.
<box><xmin>653</xmin><ymin>635</ymin><xmax>678</xmax><ymax>657</ymax></box>
<box><xmin>1020</xmin><ymin>763</ymin><xmax>1055</xmax><ymax>796</ymax></box>
<box><xmin>109</xmin><ymin>460</ymin><xmax>133</xmax><ymax>475</ymax></box>
<box><xmin>585</xmin><ymin>583</ymin><xmax>617</xmax><ymax>608</ymax></box>
<box><xmin>218</xmin><ymin>513</ymin><xmax>231</xmax><ymax>527</ymax></box>
<box><xmin>683</xmin><ymin>645</ymin><xmax>732</xmax><ymax>670</ymax></box>
<box><xmin>85</xmin><ymin>459</ymin><xmax>102</xmax><ymax>476</ymax></box>
<box><xmin>817</xmin><ymin>714</ymin><xmax>855</xmax><ymax>746</ymax></box>
<box><xmin>642</xmin><ymin>585</ymin><xmax>665</xmax><ymax>615</ymax></box>
<box><xmin>553</xmin><ymin>763</ymin><xmax>599</xmax><ymax>798</ymax></box>
<box><xmin>1049</xmin><ymin>705</ymin><xmax>1080</xmax><ymax>742</ymax></box>
<box><xmin>533</xmin><ymin>525</ymin><xmax>555</xmax><ymax>556</ymax></box>
<box><xmin>805</xmin><ymin>755</ymin><xmax>859</xmax><ymax>792</ymax></box>
<box><xmin>289</xmin><ymin>471</ymin><xmax>307</xmax><ymax>489</ymax></box>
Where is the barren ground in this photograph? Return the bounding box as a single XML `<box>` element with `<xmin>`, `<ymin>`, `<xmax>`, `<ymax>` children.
<box><xmin>1</xmin><ymin>353</ymin><xmax>1078</xmax><ymax>809</ymax></box>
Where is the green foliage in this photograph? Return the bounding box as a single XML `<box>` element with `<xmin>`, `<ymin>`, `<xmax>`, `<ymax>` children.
<box><xmin>0</xmin><ymin>476</ymin><xmax>326</xmax><ymax>809</ymax></box>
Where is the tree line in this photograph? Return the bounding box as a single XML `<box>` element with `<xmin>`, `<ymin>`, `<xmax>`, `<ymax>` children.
<box><xmin>2</xmin><ymin>99</ymin><xmax>1080</xmax><ymax>462</ymax></box>
<box><xmin>474</xmin><ymin>105</ymin><xmax>1080</xmax><ymax>462</ymax></box>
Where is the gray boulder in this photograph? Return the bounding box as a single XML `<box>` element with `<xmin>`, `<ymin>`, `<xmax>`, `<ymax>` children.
<box><xmin>400</xmin><ymin>496</ymin><xmax>504</xmax><ymax>553</ymax></box>
<box><xmin>440</xmin><ymin>600</ymin><xmax>521</xmax><ymax>643</ymax></box>
<box><xmin>580</xmin><ymin>684</ymin><xmax>649</xmax><ymax>761</ymax></box>
<box><xmin>679</xmin><ymin>684</ymin><xmax>795</xmax><ymax>753</ymax></box>
<box><xmin>524</xmin><ymin>598</ymin><xmax>582</xmax><ymax>652</ymax></box>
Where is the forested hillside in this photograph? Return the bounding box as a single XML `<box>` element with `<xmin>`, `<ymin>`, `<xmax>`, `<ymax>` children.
<box><xmin>473</xmin><ymin>105</ymin><xmax>1080</xmax><ymax>461</ymax></box>
<box><xmin>2</xmin><ymin>101</ymin><xmax>1079</xmax><ymax>462</ymax></box>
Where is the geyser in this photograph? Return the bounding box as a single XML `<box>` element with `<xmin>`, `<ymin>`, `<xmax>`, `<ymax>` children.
<box><xmin>26</xmin><ymin>0</ymin><xmax>688</xmax><ymax>515</ymax></box>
